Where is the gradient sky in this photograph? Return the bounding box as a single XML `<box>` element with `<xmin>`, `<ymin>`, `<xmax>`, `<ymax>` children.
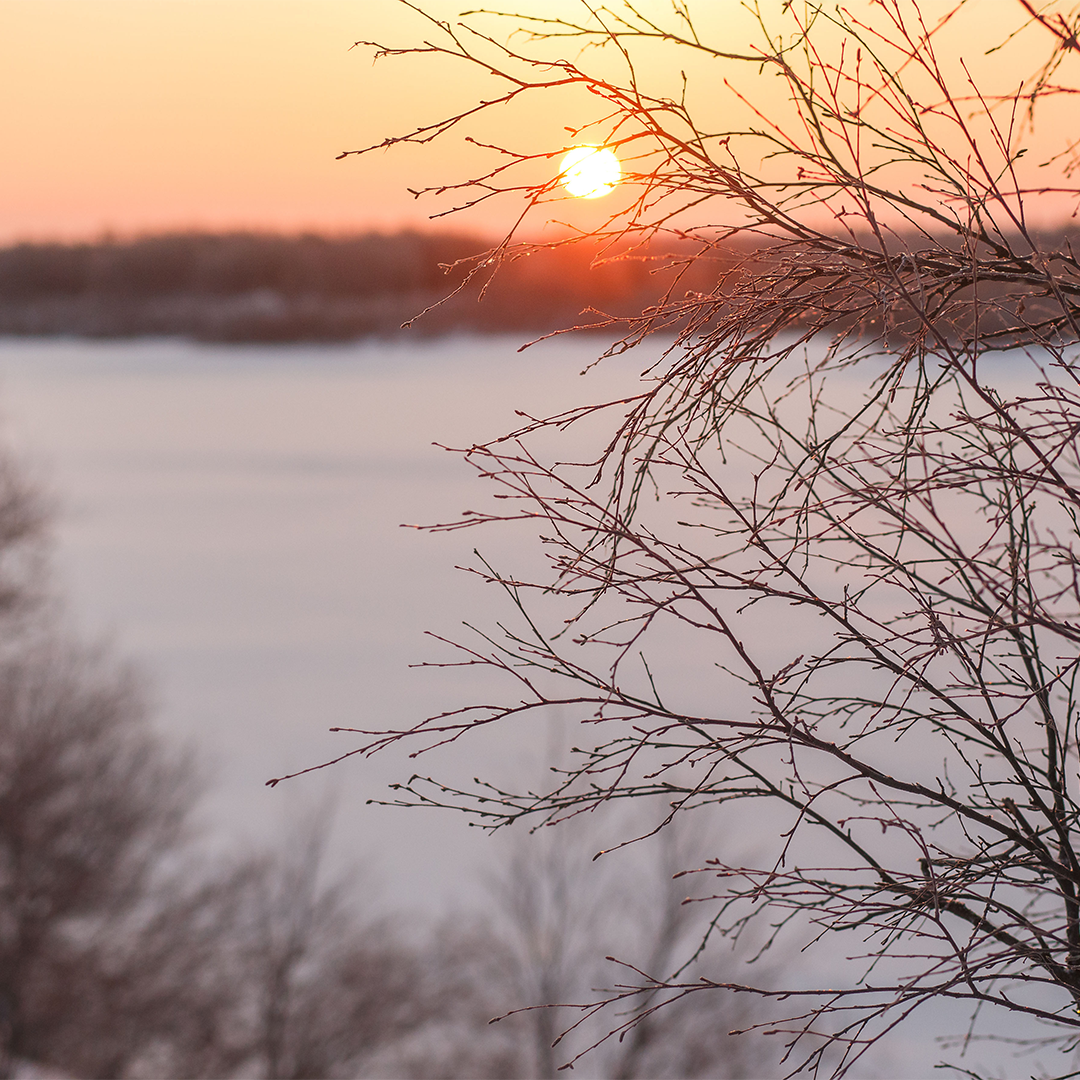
<box><xmin>0</xmin><ymin>1</ymin><xmax>479</xmax><ymax>240</ymax></box>
<box><xmin>1</xmin><ymin>0</ymin><xmax>708</xmax><ymax>242</ymax></box>
<box><xmin>1</xmin><ymin>1</ymin><xmax>1076</xmax><ymax>243</ymax></box>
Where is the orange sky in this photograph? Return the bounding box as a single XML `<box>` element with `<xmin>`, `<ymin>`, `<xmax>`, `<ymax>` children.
<box><xmin>0</xmin><ymin>1</ymin><xmax>477</xmax><ymax>241</ymax></box>
<box><xmin>1</xmin><ymin>1</ymin><xmax>1077</xmax><ymax>243</ymax></box>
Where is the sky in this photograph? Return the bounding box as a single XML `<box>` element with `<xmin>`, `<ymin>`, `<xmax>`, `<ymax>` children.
<box><xmin>0</xmin><ymin>1</ymin><xmax>479</xmax><ymax>241</ymax></box>
<box><xmin>1</xmin><ymin>1</ymin><xmax>1078</xmax><ymax>243</ymax></box>
<box><xmin>1</xmin><ymin>0</ymin><xmax>629</xmax><ymax>242</ymax></box>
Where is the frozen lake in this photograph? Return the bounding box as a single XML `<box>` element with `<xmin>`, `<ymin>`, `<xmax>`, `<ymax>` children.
<box><xmin>0</xmin><ymin>333</ymin><xmax>1048</xmax><ymax>1075</ymax></box>
<box><xmin>0</xmin><ymin>333</ymin><xmax>637</xmax><ymax>908</ymax></box>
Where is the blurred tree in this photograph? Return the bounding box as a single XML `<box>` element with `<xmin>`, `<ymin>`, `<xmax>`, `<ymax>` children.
<box><xmin>315</xmin><ymin>1</ymin><xmax>1080</xmax><ymax>1075</ymax></box>
<box><xmin>483</xmin><ymin>819</ymin><xmax>779</xmax><ymax>1079</ymax></box>
<box><xmin>0</xmin><ymin>653</ymin><xmax>433</xmax><ymax>1080</ymax></box>
<box><xmin>236</xmin><ymin>816</ymin><xmax>428</xmax><ymax>1080</ymax></box>
<box><xmin>0</xmin><ymin>443</ymin><xmax>429</xmax><ymax>1078</ymax></box>
<box><xmin>0</xmin><ymin>634</ymin><xmax>190</xmax><ymax>1075</ymax></box>
<box><xmin>379</xmin><ymin>816</ymin><xmax>778</xmax><ymax>1080</ymax></box>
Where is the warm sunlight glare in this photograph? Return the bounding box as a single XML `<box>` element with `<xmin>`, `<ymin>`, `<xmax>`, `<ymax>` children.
<box><xmin>559</xmin><ymin>146</ymin><xmax>621</xmax><ymax>199</ymax></box>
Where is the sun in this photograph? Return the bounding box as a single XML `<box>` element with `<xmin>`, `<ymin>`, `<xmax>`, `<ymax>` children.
<box><xmin>559</xmin><ymin>146</ymin><xmax>621</xmax><ymax>199</ymax></box>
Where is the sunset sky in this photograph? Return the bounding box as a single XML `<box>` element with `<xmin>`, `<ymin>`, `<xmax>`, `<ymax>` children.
<box><xmin>2</xmin><ymin>1</ymin><xmax>1077</xmax><ymax>243</ymax></box>
<box><xmin>0</xmin><ymin>1</ymin><xmax>479</xmax><ymax>241</ymax></box>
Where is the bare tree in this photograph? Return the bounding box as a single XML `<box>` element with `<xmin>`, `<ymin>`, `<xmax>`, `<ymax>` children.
<box><xmin>379</xmin><ymin>814</ymin><xmax>776</xmax><ymax>1079</ymax></box>
<box><xmin>0</xmin><ymin>434</ymin><xmax>435</xmax><ymax>1078</ymax></box>
<box><xmin>279</xmin><ymin>1</ymin><xmax>1080</xmax><ymax>1075</ymax></box>
<box><xmin>0</xmin><ymin>640</ymin><xmax>434</xmax><ymax>1079</ymax></box>
<box><xmin>233</xmin><ymin>815</ymin><xmax>428</xmax><ymax>1080</ymax></box>
<box><xmin>481</xmin><ymin>817</ymin><xmax>780</xmax><ymax>1079</ymax></box>
<box><xmin>0</xmin><ymin>638</ymin><xmax>195</xmax><ymax>1078</ymax></box>
<box><xmin>0</xmin><ymin>440</ymin><xmax>242</xmax><ymax>1079</ymax></box>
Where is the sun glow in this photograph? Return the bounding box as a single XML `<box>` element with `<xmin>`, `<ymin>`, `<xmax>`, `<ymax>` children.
<box><xmin>559</xmin><ymin>146</ymin><xmax>621</xmax><ymax>199</ymax></box>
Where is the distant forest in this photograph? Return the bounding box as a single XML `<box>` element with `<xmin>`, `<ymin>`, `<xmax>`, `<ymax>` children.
<box><xmin>4</xmin><ymin>228</ymin><xmax>1067</xmax><ymax>344</ymax></box>
<box><xmin>0</xmin><ymin>231</ymin><xmax>728</xmax><ymax>343</ymax></box>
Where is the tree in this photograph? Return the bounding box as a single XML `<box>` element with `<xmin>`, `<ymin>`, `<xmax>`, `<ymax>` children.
<box><xmin>371</xmin><ymin>814</ymin><xmax>777</xmax><ymax>1079</ymax></box>
<box><xmin>296</xmin><ymin>0</ymin><xmax>1080</xmax><ymax>1075</ymax></box>
<box><xmin>0</xmin><ymin>429</ymin><xmax>435</xmax><ymax>1078</ymax></box>
<box><xmin>475</xmin><ymin>817</ymin><xmax>780</xmax><ymax>1079</ymax></box>
<box><xmin>0</xmin><ymin>637</ymin><xmax>196</xmax><ymax>1076</ymax></box>
<box><xmin>232</xmin><ymin>814</ymin><xmax>430</xmax><ymax>1080</ymax></box>
<box><xmin>0</xmin><ymin>451</ymin><xmax>202</xmax><ymax>1079</ymax></box>
<box><xmin>0</xmin><ymin>670</ymin><xmax>439</xmax><ymax>1080</ymax></box>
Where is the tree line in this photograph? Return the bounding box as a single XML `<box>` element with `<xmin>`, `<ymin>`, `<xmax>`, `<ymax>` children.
<box><xmin>0</xmin><ymin>231</ymin><xmax>730</xmax><ymax>343</ymax></box>
<box><xmin>2</xmin><ymin>226</ymin><xmax>1074</xmax><ymax>347</ymax></box>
